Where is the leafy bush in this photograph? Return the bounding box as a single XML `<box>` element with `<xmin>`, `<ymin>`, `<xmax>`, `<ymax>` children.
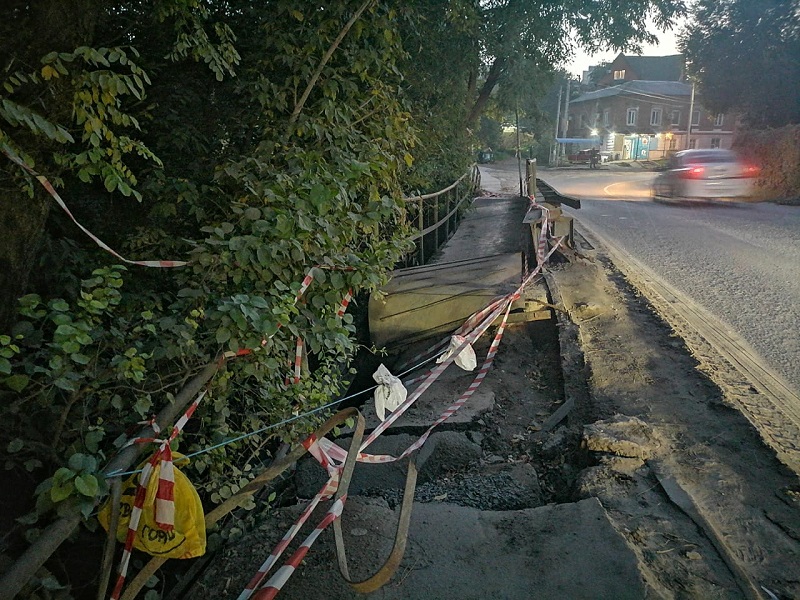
<box><xmin>735</xmin><ymin>125</ymin><xmax>800</xmax><ymax>204</ymax></box>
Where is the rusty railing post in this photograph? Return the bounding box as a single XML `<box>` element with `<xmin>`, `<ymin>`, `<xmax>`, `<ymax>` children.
<box><xmin>417</xmin><ymin>198</ymin><xmax>425</xmax><ymax>265</ymax></box>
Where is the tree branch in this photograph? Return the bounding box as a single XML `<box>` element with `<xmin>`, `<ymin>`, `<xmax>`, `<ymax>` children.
<box><xmin>464</xmin><ymin>56</ymin><xmax>507</xmax><ymax>128</ymax></box>
<box><xmin>284</xmin><ymin>0</ymin><xmax>375</xmax><ymax>138</ymax></box>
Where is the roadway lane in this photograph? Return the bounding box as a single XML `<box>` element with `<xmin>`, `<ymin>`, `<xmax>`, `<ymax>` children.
<box><xmin>539</xmin><ymin>168</ymin><xmax>800</xmax><ymax>396</ymax></box>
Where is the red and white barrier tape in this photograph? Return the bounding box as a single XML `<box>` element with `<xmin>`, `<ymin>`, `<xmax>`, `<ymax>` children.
<box><xmin>337</xmin><ymin>289</ymin><xmax>353</xmax><ymax>318</ymax></box>
<box><xmin>110</xmin><ymin>390</ymin><xmax>206</xmax><ymax>600</ymax></box>
<box><xmin>237</xmin><ymin>435</ymin><xmax>345</xmax><ymax>600</ymax></box>
<box><xmin>252</xmin><ymin>496</ymin><xmax>347</xmax><ymax>600</ymax></box>
<box><xmin>2</xmin><ymin>145</ymin><xmax>189</xmax><ymax>268</ymax></box>
<box><xmin>396</xmin><ymin>294</ymin><xmax>508</xmax><ymax>380</ymax></box>
<box><xmin>240</xmin><ymin>236</ymin><xmax>567</xmax><ymax>598</ymax></box>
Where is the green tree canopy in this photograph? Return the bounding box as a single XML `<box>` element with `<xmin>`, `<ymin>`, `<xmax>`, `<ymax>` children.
<box><xmin>462</xmin><ymin>0</ymin><xmax>686</xmax><ymax>126</ymax></box>
<box><xmin>681</xmin><ymin>0</ymin><xmax>800</xmax><ymax>127</ymax></box>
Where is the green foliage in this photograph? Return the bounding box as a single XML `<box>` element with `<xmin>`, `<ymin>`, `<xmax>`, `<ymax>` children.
<box><xmin>35</xmin><ymin>453</ymin><xmax>108</xmax><ymax>519</ymax></box>
<box><xmin>462</xmin><ymin>0</ymin><xmax>686</xmax><ymax>126</ymax></box>
<box><xmin>682</xmin><ymin>0</ymin><xmax>800</xmax><ymax>127</ymax></box>
<box><xmin>1</xmin><ymin>45</ymin><xmax>160</xmax><ymax>201</ymax></box>
<box><xmin>735</xmin><ymin>125</ymin><xmax>800</xmax><ymax>204</ymax></box>
<box><xmin>0</xmin><ymin>2</ymin><xmax>416</xmax><ymax>550</ymax></box>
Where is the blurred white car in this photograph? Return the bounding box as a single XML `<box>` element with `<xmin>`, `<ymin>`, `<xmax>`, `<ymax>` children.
<box><xmin>652</xmin><ymin>149</ymin><xmax>759</xmax><ymax>203</ymax></box>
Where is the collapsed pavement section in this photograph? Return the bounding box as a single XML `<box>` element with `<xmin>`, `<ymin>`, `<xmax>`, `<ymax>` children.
<box><xmin>194</xmin><ymin>167</ymin><xmax>800</xmax><ymax>599</ymax></box>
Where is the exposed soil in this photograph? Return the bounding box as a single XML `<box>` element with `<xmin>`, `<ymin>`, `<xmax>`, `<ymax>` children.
<box><xmin>188</xmin><ymin>196</ymin><xmax>800</xmax><ymax>599</ymax></box>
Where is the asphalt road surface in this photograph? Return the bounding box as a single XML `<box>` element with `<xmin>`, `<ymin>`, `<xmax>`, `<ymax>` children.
<box><xmin>483</xmin><ymin>160</ymin><xmax>800</xmax><ymax>398</ymax></box>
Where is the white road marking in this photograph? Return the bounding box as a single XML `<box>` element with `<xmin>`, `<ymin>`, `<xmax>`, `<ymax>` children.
<box><xmin>603</xmin><ymin>182</ymin><xmax>627</xmax><ymax>195</ymax></box>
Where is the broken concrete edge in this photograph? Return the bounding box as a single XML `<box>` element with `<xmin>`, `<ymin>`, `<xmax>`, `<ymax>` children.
<box><xmin>196</xmin><ymin>496</ymin><xmax>650</xmax><ymax>600</ymax></box>
<box><xmin>533</xmin><ymin>270</ymin><xmax>590</xmax><ymax>438</ymax></box>
<box><xmin>650</xmin><ymin>462</ymin><xmax>764</xmax><ymax>600</ymax></box>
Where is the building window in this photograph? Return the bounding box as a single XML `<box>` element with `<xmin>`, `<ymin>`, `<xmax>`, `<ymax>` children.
<box><xmin>603</xmin><ymin>110</ymin><xmax>610</xmax><ymax>126</ymax></box>
<box><xmin>626</xmin><ymin>108</ymin><xmax>637</xmax><ymax>126</ymax></box>
<box><xmin>650</xmin><ymin>108</ymin><xmax>662</xmax><ymax>126</ymax></box>
<box><xmin>691</xmin><ymin>110</ymin><xmax>700</xmax><ymax>126</ymax></box>
<box><xmin>613</xmin><ymin>69</ymin><xmax>626</xmax><ymax>80</ymax></box>
<box><xmin>711</xmin><ymin>137</ymin><xmax>721</xmax><ymax>148</ymax></box>
<box><xmin>714</xmin><ymin>113</ymin><xmax>724</xmax><ymax>127</ymax></box>
<box><xmin>671</xmin><ymin>110</ymin><xmax>681</xmax><ymax>126</ymax></box>
<box><xmin>689</xmin><ymin>139</ymin><xmax>696</xmax><ymax>149</ymax></box>
<box><xmin>669</xmin><ymin>137</ymin><xmax>676</xmax><ymax>150</ymax></box>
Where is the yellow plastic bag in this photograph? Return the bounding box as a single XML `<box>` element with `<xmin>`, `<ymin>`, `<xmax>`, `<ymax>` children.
<box><xmin>99</xmin><ymin>453</ymin><xmax>206</xmax><ymax>559</ymax></box>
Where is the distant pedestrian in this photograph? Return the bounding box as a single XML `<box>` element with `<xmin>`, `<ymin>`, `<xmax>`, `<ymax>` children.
<box><xmin>589</xmin><ymin>147</ymin><xmax>600</xmax><ymax>169</ymax></box>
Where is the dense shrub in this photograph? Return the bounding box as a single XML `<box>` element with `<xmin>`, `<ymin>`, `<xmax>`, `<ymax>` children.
<box><xmin>735</xmin><ymin>125</ymin><xmax>800</xmax><ymax>204</ymax></box>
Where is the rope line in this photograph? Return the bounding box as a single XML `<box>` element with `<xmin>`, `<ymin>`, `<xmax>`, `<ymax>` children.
<box><xmin>105</xmin><ymin>350</ymin><xmax>443</xmax><ymax>479</ymax></box>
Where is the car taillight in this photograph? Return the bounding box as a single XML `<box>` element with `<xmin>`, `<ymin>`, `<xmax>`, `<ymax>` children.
<box><xmin>741</xmin><ymin>164</ymin><xmax>759</xmax><ymax>177</ymax></box>
<box><xmin>680</xmin><ymin>166</ymin><xmax>705</xmax><ymax>179</ymax></box>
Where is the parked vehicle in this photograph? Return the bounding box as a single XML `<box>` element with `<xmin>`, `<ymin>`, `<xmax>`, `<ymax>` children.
<box><xmin>568</xmin><ymin>149</ymin><xmax>592</xmax><ymax>163</ymax></box>
<box><xmin>651</xmin><ymin>149</ymin><xmax>759</xmax><ymax>203</ymax></box>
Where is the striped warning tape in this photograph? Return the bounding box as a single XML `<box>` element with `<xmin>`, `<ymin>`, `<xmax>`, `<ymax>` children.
<box><xmin>237</xmin><ymin>429</ymin><xmax>350</xmax><ymax>600</ymax></box>
<box><xmin>252</xmin><ymin>496</ymin><xmax>347</xmax><ymax>600</ymax></box>
<box><xmin>395</xmin><ymin>294</ymin><xmax>509</xmax><ymax>378</ymax></box>
<box><xmin>293</xmin><ymin>338</ymin><xmax>304</xmax><ymax>384</ymax></box>
<box><xmin>336</xmin><ymin>289</ymin><xmax>353</xmax><ymax>318</ymax></box>
<box><xmin>359</xmin><ymin>238</ymin><xmax>565</xmax><ymax>464</ymax></box>
<box><xmin>530</xmin><ymin>197</ymin><xmax>551</xmax><ymax>266</ymax></box>
<box><xmin>244</xmin><ymin>410</ymin><xmax>368</xmax><ymax>599</ymax></box>
<box><xmin>1</xmin><ymin>144</ymin><xmax>189</xmax><ymax>268</ymax></box>
<box><xmin>237</xmin><ymin>479</ymin><xmax>340</xmax><ymax>600</ymax></box>
<box><xmin>110</xmin><ymin>390</ymin><xmax>206</xmax><ymax>600</ymax></box>
<box><xmin>239</xmin><ymin>237</ymin><xmax>568</xmax><ymax>597</ymax></box>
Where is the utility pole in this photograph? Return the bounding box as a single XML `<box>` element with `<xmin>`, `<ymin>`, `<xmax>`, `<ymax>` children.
<box><xmin>686</xmin><ymin>81</ymin><xmax>695</xmax><ymax>150</ymax></box>
<box><xmin>552</xmin><ymin>86</ymin><xmax>562</xmax><ymax>166</ymax></box>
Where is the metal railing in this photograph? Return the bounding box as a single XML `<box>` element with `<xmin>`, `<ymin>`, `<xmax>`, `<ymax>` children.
<box><xmin>404</xmin><ymin>164</ymin><xmax>481</xmax><ymax>266</ymax></box>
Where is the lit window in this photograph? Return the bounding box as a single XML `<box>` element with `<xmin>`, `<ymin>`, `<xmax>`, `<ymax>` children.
<box><xmin>671</xmin><ymin>110</ymin><xmax>680</xmax><ymax>126</ymax></box>
<box><xmin>714</xmin><ymin>113</ymin><xmax>724</xmax><ymax>127</ymax></box>
<box><xmin>613</xmin><ymin>70</ymin><xmax>626</xmax><ymax>80</ymax></box>
<box><xmin>626</xmin><ymin>108</ymin><xmax>637</xmax><ymax>126</ymax></box>
<box><xmin>710</xmin><ymin>137</ymin><xmax>721</xmax><ymax>148</ymax></box>
<box><xmin>650</xmin><ymin>108</ymin><xmax>662</xmax><ymax>126</ymax></box>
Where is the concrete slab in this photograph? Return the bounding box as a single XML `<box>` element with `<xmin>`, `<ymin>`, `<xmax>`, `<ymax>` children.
<box><xmin>200</xmin><ymin>497</ymin><xmax>648</xmax><ymax>600</ymax></box>
<box><xmin>369</xmin><ymin>253</ymin><xmax>521</xmax><ymax>349</ymax></box>
<box><xmin>434</xmin><ymin>196</ymin><xmax>529</xmax><ymax>262</ymax></box>
<box><xmin>369</xmin><ymin>192</ymin><xmax>532</xmax><ymax>350</ymax></box>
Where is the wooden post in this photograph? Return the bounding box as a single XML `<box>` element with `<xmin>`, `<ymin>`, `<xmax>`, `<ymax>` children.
<box><xmin>526</xmin><ymin>159</ymin><xmax>537</xmax><ymax>197</ymax></box>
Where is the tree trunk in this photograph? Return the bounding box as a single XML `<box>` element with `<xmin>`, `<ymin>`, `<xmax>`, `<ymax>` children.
<box><xmin>0</xmin><ymin>183</ymin><xmax>51</xmax><ymax>333</ymax></box>
<box><xmin>464</xmin><ymin>56</ymin><xmax>507</xmax><ymax>128</ymax></box>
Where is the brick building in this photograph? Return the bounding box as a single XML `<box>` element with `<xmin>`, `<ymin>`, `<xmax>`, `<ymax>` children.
<box><xmin>566</xmin><ymin>53</ymin><xmax>738</xmax><ymax>160</ymax></box>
